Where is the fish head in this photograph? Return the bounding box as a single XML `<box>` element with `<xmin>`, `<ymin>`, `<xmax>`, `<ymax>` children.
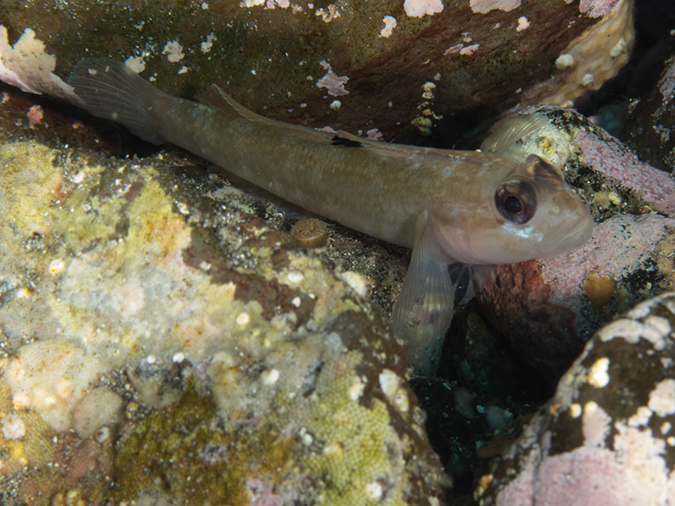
<box><xmin>433</xmin><ymin>154</ymin><xmax>594</xmax><ymax>265</ymax></box>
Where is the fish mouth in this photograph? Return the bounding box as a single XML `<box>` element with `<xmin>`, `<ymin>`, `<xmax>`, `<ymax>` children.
<box><xmin>547</xmin><ymin>210</ymin><xmax>595</xmax><ymax>254</ymax></box>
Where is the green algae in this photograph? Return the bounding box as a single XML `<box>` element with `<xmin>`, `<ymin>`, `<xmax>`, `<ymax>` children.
<box><xmin>0</xmin><ymin>133</ymin><xmax>446</xmax><ymax>504</ymax></box>
<box><xmin>114</xmin><ymin>380</ymin><xmax>299</xmax><ymax>505</ymax></box>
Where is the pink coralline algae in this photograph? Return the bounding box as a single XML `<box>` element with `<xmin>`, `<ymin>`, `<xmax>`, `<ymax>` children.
<box><xmin>316</xmin><ymin>69</ymin><xmax>349</xmax><ymax>97</ymax></box>
<box><xmin>576</xmin><ymin>129</ymin><xmax>675</xmax><ymax>213</ymax></box>
<box><xmin>478</xmin><ymin>107</ymin><xmax>675</xmax><ymax>381</ymax></box>
<box><xmin>579</xmin><ymin>0</ymin><xmax>621</xmax><ymax>18</ymax></box>
<box><xmin>476</xmin><ymin>292</ymin><xmax>675</xmax><ymax>505</ymax></box>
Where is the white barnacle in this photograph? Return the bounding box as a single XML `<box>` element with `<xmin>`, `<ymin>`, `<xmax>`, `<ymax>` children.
<box><xmin>2</xmin><ymin>414</ymin><xmax>25</xmax><ymax>440</ymax></box>
<box><xmin>366</xmin><ymin>481</ymin><xmax>384</xmax><ymax>500</ymax></box>
<box><xmin>555</xmin><ymin>53</ymin><xmax>575</xmax><ymax>70</ymax></box>
<box><xmin>49</xmin><ymin>258</ymin><xmax>65</xmax><ymax>275</ymax></box>
<box><xmin>261</xmin><ymin>368</ymin><xmax>280</xmax><ymax>385</ymax></box>
<box><xmin>287</xmin><ymin>271</ymin><xmax>304</xmax><ymax>284</ymax></box>
<box><xmin>587</xmin><ymin>357</ymin><xmax>610</xmax><ymax>388</ymax></box>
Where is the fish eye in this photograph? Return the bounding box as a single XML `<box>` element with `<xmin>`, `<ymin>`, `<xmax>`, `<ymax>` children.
<box><xmin>495</xmin><ymin>178</ymin><xmax>537</xmax><ymax>224</ymax></box>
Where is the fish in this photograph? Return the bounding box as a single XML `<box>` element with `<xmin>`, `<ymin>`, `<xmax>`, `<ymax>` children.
<box><xmin>67</xmin><ymin>58</ymin><xmax>595</xmax><ymax>376</ymax></box>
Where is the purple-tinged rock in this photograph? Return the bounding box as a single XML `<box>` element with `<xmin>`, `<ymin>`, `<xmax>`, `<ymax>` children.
<box><xmin>475</xmin><ymin>292</ymin><xmax>675</xmax><ymax>505</ymax></box>
<box><xmin>479</xmin><ymin>107</ymin><xmax>675</xmax><ymax>381</ymax></box>
<box><xmin>625</xmin><ymin>53</ymin><xmax>675</xmax><ymax>171</ymax></box>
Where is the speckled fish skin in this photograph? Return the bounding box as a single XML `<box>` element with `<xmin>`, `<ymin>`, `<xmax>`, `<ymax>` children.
<box><xmin>68</xmin><ymin>58</ymin><xmax>595</xmax><ymax>376</ymax></box>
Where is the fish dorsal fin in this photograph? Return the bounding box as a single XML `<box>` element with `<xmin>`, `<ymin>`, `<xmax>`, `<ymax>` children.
<box><xmin>198</xmin><ymin>84</ymin><xmax>346</xmax><ymax>145</ymax></box>
<box><xmin>197</xmin><ymin>84</ymin><xmax>270</xmax><ymax>123</ymax></box>
<box><xmin>198</xmin><ymin>84</ymin><xmax>473</xmax><ymax>163</ymax></box>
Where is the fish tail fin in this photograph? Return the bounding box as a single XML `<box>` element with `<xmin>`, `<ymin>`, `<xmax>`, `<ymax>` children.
<box><xmin>68</xmin><ymin>58</ymin><xmax>167</xmax><ymax>144</ymax></box>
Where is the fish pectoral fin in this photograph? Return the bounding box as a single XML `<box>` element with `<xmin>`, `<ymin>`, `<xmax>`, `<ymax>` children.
<box><xmin>390</xmin><ymin>211</ymin><xmax>457</xmax><ymax>377</ymax></box>
<box><xmin>448</xmin><ymin>263</ymin><xmax>495</xmax><ymax>305</ymax></box>
<box><xmin>481</xmin><ymin>112</ymin><xmax>554</xmax><ymax>160</ymax></box>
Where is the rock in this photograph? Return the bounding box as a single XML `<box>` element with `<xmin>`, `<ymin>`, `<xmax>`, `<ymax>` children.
<box><xmin>0</xmin><ymin>125</ymin><xmax>446</xmax><ymax>504</ymax></box>
<box><xmin>478</xmin><ymin>107</ymin><xmax>675</xmax><ymax>382</ymax></box>
<box><xmin>0</xmin><ymin>0</ymin><xmax>633</xmax><ymax>139</ymax></box>
<box><xmin>624</xmin><ymin>53</ymin><xmax>675</xmax><ymax>171</ymax></box>
<box><xmin>475</xmin><ymin>291</ymin><xmax>675</xmax><ymax>505</ymax></box>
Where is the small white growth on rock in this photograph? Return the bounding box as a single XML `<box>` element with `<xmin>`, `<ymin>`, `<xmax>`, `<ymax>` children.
<box><xmin>661</xmin><ymin>421</ymin><xmax>672</xmax><ymax>435</ymax></box>
<box><xmin>516</xmin><ymin>16</ymin><xmax>530</xmax><ymax>31</ymax></box>
<box><xmin>329</xmin><ymin>99</ymin><xmax>341</xmax><ymax>110</ymax></box>
<box><xmin>555</xmin><ymin>53</ymin><xmax>575</xmax><ymax>70</ymax></box>
<box><xmin>299</xmin><ymin>428</ymin><xmax>313</xmax><ymax>446</ymax></box>
<box><xmin>587</xmin><ymin>357</ymin><xmax>610</xmax><ymax>388</ymax></box>
<box><xmin>422</xmin><ymin>81</ymin><xmax>436</xmax><ymax>99</ymax></box>
<box><xmin>366</xmin><ymin>481</ymin><xmax>384</xmax><ymax>500</ymax></box>
<box><xmin>444</xmin><ymin>44</ymin><xmax>464</xmax><ymax>56</ymax></box>
<box><xmin>404</xmin><ymin>0</ymin><xmax>444</xmax><ymax>18</ymax></box>
<box><xmin>380</xmin><ymin>16</ymin><xmax>397</xmax><ymax>38</ymax></box>
<box><xmin>236</xmin><ymin>312</ymin><xmax>250</xmax><ymax>326</ymax></box>
<box><xmin>95</xmin><ymin>426</ymin><xmax>111</xmax><ymax>443</ymax></box>
<box><xmin>287</xmin><ymin>271</ymin><xmax>304</xmax><ymax>283</ymax></box>
<box><xmin>598</xmin><ymin>317</ymin><xmax>668</xmax><ymax>351</ymax></box>
<box><xmin>349</xmin><ymin>376</ymin><xmax>365</xmax><ymax>401</ymax></box>
<box><xmin>582</xmin><ymin>400</ymin><xmax>611</xmax><ymax>447</ymax></box>
<box><xmin>582</xmin><ymin>73</ymin><xmax>595</xmax><ymax>87</ymax></box>
<box><xmin>366</xmin><ymin>128</ymin><xmax>383</xmax><ymax>141</ymax></box>
<box><xmin>292</xmin><ymin>296</ymin><xmax>302</xmax><ymax>308</ymax></box>
<box><xmin>648</xmin><ymin>379</ymin><xmax>675</xmax><ymax>417</ymax></box>
<box><xmin>315</xmin><ymin>4</ymin><xmax>340</xmax><ymax>22</ymax></box>
<box><xmin>173</xmin><ymin>352</ymin><xmax>185</xmax><ymax>363</ymax></box>
<box><xmin>162</xmin><ymin>40</ymin><xmax>185</xmax><ymax>63</ymax></box>
<box><xmin>317</xmin><ymin>67</ymin><xmax>349</xmax><ymax>96</ymax></box>
<box><xmin>379</xmin><ymin>369</ymin><xmax>409</xmax><ymax>413</ymax></box>
<box><xmin>49</xmin><ymin>258</ymin><xmax>65</xmax><ymax>275</ymax></box>
<box><xmin>2</xmin><ymin>414</ymin><xmax>25</xmax><ymax>440</ymax></box>
<box><xmin>460</xmin><ymin>44</ymin><xmax>480</xmax><ymax>56</ymax></box>
<box><xmin>240</xmin><ymin>0</ymin><xmax>265</xmax><ymax>6</ymax></box>
<box><xmin>201</xmin><ymin>33</ymin><xmax>217</xmax><ymax>54</ymax></box>
<box><xmin>569</xmin><ymin>403</ymin><xmax>582</xmax><ymax>418</ymax></box>
<box><xmin>339</xmin><ymin>271</ymin><xmax>369</xmax><ymax>298</ymax></box>
<box><xmin>628</xmin><ymin>406</ymin><xmax>653</xmax><ymax>428</ymax></box>
<box><xmin>261</xmin><ymin>368</ymin><xmax>280</xmax><ymax>385</ymax></box>
<box><xmin>124</xmin><ymin>56</ymin><xmax>146</xmax><ymax>73</ymax></box>
<box><xmin>27</xmin><ymin>104</ymin><xmax>43</xmax><ymax>128</ymax></box>
<box><xmin>470</xmin><ymin>0</ymin><xmax>521</xmax><ymax>14</ymax></box>
<box><xmin>610</xmin><ymin>37</ymin><xmax>628</xmax><ymax>57</ymax></box>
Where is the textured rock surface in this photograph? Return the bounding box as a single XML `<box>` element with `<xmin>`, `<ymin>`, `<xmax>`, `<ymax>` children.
<box><xmin>476</xmin><ymin>291</ymin><xmax>675</xmax><ymax>505</ymax></box>
<box><xmin>0</xmin><ymin>116</ymin><xmax>446</xmax><ymax>504</ymax></box>
<box><xmin>0</xmin><ymin>0</ymin><xmax>633</xmax><ymax>139</ymax></box>
<box><xmin>625</xmin><ymin>54</ymin><xmax>675</xmax><ymax>171</ymax></box>
<box><xmin>478</xmin><ymin>107</ymin><xmax>675</xmax><ymax>381</ymax></box>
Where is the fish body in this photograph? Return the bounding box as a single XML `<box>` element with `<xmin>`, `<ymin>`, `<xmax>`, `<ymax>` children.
<box><xmin>68</xmin><ymin>58</ymin><xmax>595</xmax><ymax>375</ymax></box>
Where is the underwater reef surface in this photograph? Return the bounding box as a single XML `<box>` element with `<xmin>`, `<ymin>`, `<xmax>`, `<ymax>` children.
<box><xmin>3</xmin><ymin>0</ymin><xmax>675</xmax><ymax>504</ymax></box>
<box><xmin>625</xmin><ymin>54</ymin><xmax>675</xmax><ymax>172</ymax></box>
<box><xmin>478</xmin><ymin>107</ymin><xmax>675</xmax><ymax>382</ymax></box>
<box><xmin>476</xmin><ymin>291</ymin><xmax>675</xmax><ymax>505</ymax></box>
<box><xmin>0</xmin><ymin>119</ymin><xmax>447</xmax><ymax>504</ymax></box>
<box><xmin>0</xmin><ymin>0</ymin><xmax>633</xmax><ymax>139</ymax></box>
